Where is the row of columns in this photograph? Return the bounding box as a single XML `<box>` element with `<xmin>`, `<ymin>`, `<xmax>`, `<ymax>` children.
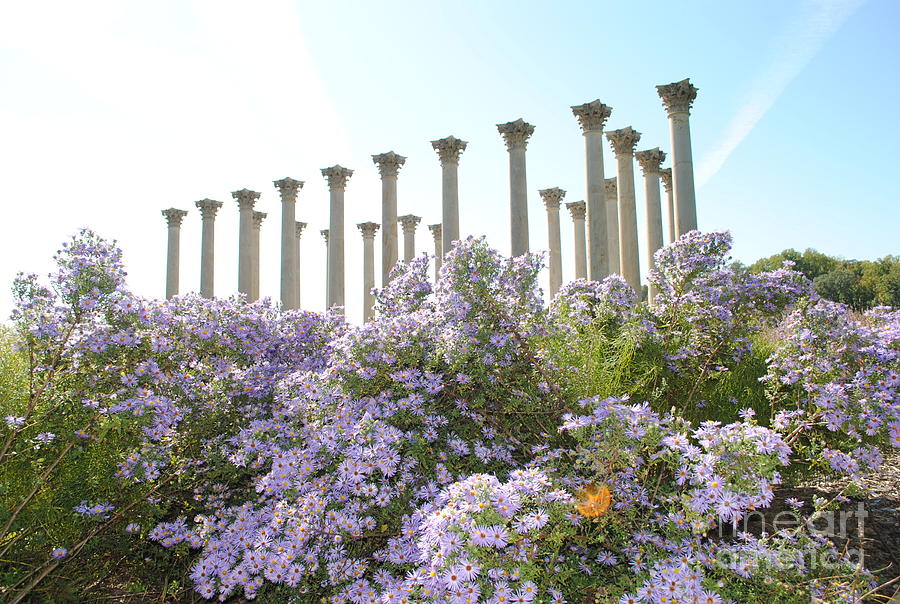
<box><xmin>162</xmin><ymin>78</ymin><xmax>698</xmax><ymax>312</ymax></box>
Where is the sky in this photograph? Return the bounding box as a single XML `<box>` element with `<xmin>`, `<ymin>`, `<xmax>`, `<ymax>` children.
<box><xmin>0</xmin><ymin>0</ymin><xmax>897</xmax><ymax>324</ymax></box>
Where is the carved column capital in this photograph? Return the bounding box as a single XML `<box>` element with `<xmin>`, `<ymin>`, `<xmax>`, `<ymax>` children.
<box><xmin>372</xmin><ymin>151</ymin><xmax>407</xmax><ymax>178</ymax></box>
<box><xmin>428</xmin><ymin>223</ymin><xmax>442</xmax><ymax>238</ymax></box>
<box><xmin>538</xmin><ymin>187</ymin><xmax>566</xmax><ymax>210</ymax></box>
<box><xmin>497</xmin><ymin>118</ymin><xmax>535</xmax><ymax>151</ymax></box>
<box><xmin>195</xmin><ymin>199</ymin><xmax>223</xmax><ymax>219</ymax></box>
<box><xmin>565</xmin><ymin>201</ymin><xmax>586</xmax><ymax>220</ymax></box>
<box><xmin>162</xmin><ymin>208</ymin><xmax>188</xmax><ymax>227</ymax></box>
<box><xmin>357</xmin><ymin>221</ymin><xmax>380</xmax><ymax>238</ymax></box>
<box><xmin>232</xmin><ymin>188</ymin><xmax>261</xmax><ymax>211</ymax></box>
<box><xmin>635</xmin><ymin>148</ymin><xmax>667</xmax><ymax>175</ymax></box>
<box><xmin>295</xmin><ymin>221</ymin><xmax>307</xmax><ymax>238</ymax></box>
<box><xmin>321</xmin><ymin>165</ymin><xmax>354</xmax><ymax>191</ymax></box>
<box><xmin>320</xmin><ymin>229</ymin><xmax>329</xmax><ymax>243</ymax></box>
<box><xmin>399</xmin><ymin>214</ymin><xmax>421</xmax><ymax>233</ymax></box>
<box><xmin>656</xmin><ymin>78</ymin><xmax>698</xmax><ymax>115</ymax></box>
<box><xmin>273</xmin><ymin>177</ymin><xmax>304</xmax><ymax>201</ymax></box>
<box><xmin>252</xmin><ymin>211</ymin><xmax>267</xmax><ymax>230</ymax></box>
<box><xmin>604</xmin><ymin>177</ymin><xmax>617</xmax><ymax>199</ymax></box>
<box><xmin>571</xmin><ymin>100</ymin><xmax>612</xmax><ymax>133</ymax></box>
<box><xmin>659</xmin><ymin>168</ymin><xmax>673</xmax><ymax>193</ymax></box>
<box><xmin>431</xmin><ymin>136</ymin><xmax>468</xmax><ymax>166</ymax></box>
<box><xmin>606</xmin><ymin>127</ymin><xmax>642</xmax><ymax>157</ymax></box>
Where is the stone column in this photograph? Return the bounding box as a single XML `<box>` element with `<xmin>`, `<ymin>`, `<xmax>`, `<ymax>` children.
<box><xmin>232</xmin><ymin>188</ymin><xmax>261</xmax><ymax>298</ymax></box>
<box><xmin>320</xmin><ymin>229</ymin><xmax>330</xmax><ymax>308</ymax></box>
<box><xmin>274</xmin><ymin>177</ymin><xmax>304</xmax><ymax>310</ymax></box>
<box><xmin>431</xmin><ymin>136</ymin><xmax>467</xmax><ymax>253</ymax></box>
<box><xmin>604</xmin><ymin>178</ymin><xmax>620</xmax><ymax>275</ymax></box>
<box><xmin>399</xmin><ymin>214</ymin><xmax>421</xmax><ymax>262</ymax></box>
<box><xmin>251</xmin><ymin>211</ymin><xmax>266</xmax><ymax>302</ymax></box>
<box><xmin>428</xmin><ymin>224</ymin><xmax>442</xmax><ymax>281</ymax></box>
<box><xmin>565</xmin><ymin>201</ymin><xmax>587</xmax><ymax>280</ymax></box>
<box><xmin>194</xmin><ymin>199</ymin><xmax>222</xmax><ymax>298</ymax></box>
<box><xmin>636</xmin><ymin>148</ymin><xmax>667</xmax><ymax>303</ymax></box>
<box><xmin>571</xmin><ymin>100</ymin><xmax>612</xmax><ymax>280</ymax></box>
<box><xmin>357</xmin><ymin>222</ymin><xmax>380</xmax><ymax>322</ymax></box>
<box><xmin>372</xmin><ymin>151</ymin><xmax>406</xmax><ymax>286</ymax></box>
<box><xmin>539</xmin><ymin>188</ymin><xmax>565</xmax><ymax>297</ymax></box>
<box><xmin>321</xmin><ymin>165</ymin><xmax>353</xmax><ymax>310</ymax></box>
<box><xmin>162</xmin><ymin>208</ymin><xmax>187</xmax><ymax>299</ymax></box>
<box><xmin>295</xmin><ymin>221</ymin><xmax>306</xmax><ymax>308</ymax></box>
<box><xmin>607</xmin><ymin>127</ymin><xmax>642</xmax><ymax>295</ymax></box>
<box><xmin>657</xmin><ymin>78</ymin><xmax>699</xmax><ymax>236</ymax></box>
<box><xmin>660</xmin><ymin>168</ymin><xmax>675</xmax><ymax>243</ymax></box>
<box><xmin>497</xmin><ymin>119</ymin><xmax>535</xmax><ymax>256</ymax></box>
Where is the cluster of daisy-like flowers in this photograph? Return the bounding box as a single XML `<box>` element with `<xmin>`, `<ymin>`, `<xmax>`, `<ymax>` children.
<box><xmin>763</xmin><ymin>299</ymin><xmax>899</xmax><ymax>473</ymax></box>
<box><xmin>549</xmin><ymin>275</ymin><xmax>637</xmax><ymax>331</ymax></box>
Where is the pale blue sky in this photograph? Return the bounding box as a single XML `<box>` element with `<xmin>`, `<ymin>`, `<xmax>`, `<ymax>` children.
<box><xmin>1</xmin><ymin>0</ymin><xmax>897</xmax><ymax>324</ymax></box>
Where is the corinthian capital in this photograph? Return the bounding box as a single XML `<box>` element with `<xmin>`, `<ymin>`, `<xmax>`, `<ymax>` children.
<box><xmin>372</xmin><ymin>151</ymin><xmax>407</xmax><ymax>178</ymax></box>
<box><xmin>571</xmin><ymin>100</ymin><xmax>612</xmax><ymax>133</ymax></box>
<box><xmin>357</xmin><ymin>221</ymin><xmax>380</xmax><ymax>238</ymax></box>
<box><xmin>431</xmin><ymin>136</ymin><xmax>468</xmax><ymax>166</ymax></box>
<box><xmin>162</xmin><ymin>208</ymin><xmax>188</xmax><ymax>227</ymax></box>
<box><xmin>428</xmin><ymin>223</ymin><xmax>442</xmax><ymax>239</ymax></box>
<box><xmin>606</xmin><ymin>127</ymin><xmax>641</xmax><ymax>157</ymax></box>
<box><xmin>232</xmin><ymin>188</ymin><xmax>261</xmax><ymax>211</ymax></box>
<box><xmin>659</xmin><ymin>168</ymin><xmax>673</xmax><ymax>193</ymax></box>
<box><xmin>195</xmin><ymin>198</ymin><xmax>223</xmax><ymax>219</ymax></box>
<box><xmin>605</xmin><ymin>177</ymin><xmax>617</xmax><ymax>199</ymax></box>
<box><xmin>273</xmin><ymin>177</ymin><xmax>304</xmax><ymax>201</ymax></box>
<box><xmin>538</xmin><ymin>187</ymin><xmax>566</xmax><ymax>210</ymax></box>
<box><xmin>252</xmin><ymin>211</ymin><xmax>267</xmax><ymax>229</ymax></box>
<box><xmin>320</xmin><ymin>229</ymin><xmax>329</xmax><ymax>243</ymax></box>
<box><xmin>635</xmin><ymin>148</ymin><xmax>667</xmax><ymax>175</ymax></box>
<box><xmin>656</xmin><ymin>78</ymin><xmax>698</xmax><ymax>115</ymax></box>
<box><xmin>565</xmin><ymin>201</ymin><xmax>586</xmax><ymax>220</ymax></box>
<box><xmin>295</xmin><ymin>221</ymin><xmax>307</xmax><ymax>238</ymax></box>
<box><xmin>497</xmin><ymin>118</ymin><xmax>535</xmax><ymax>151</ymax></box>
<box><xmin>399</xmin><ymin>214</ymin><xmax>421</xmax><ymax>233</ymax></box>
<box><xmin>321</xmin><ymin>165</ymin><xmax>354</xmax><ymax>191</ymax></box>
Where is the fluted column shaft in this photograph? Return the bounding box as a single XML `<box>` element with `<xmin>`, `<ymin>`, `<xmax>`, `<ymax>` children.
<box><xmin>432</xmin><ymin>136</ymin><xmax>467</xmax><ymax>253</ymax></box>
<box><xmin>320</xmin><ymin>229</ymin><xmax>329</xmax><ymax>308</ymax></box>
<box><xmin>233</xmin><ymin>189</ymin><xmax>260</xmax><ymax>298</ymax></box>
<box><xmin>162</xmin><ymin>209</ymin><xmax>187</xmax><ymax>300</ymax></box>
<box><xmin>539</xmin><ymin>188</ymin><xmax>565</xmax><ymax>298</ymax></box>
<box><xmin>373</xmin><ymin>152</ymin><xmax>406</xmax><ymax>285</ymax></box>
<box><xmin>636</xmin><ymin>149</ymin><xmax>667</xmax><ymax>303</ymax></box>
<box><xmin>275</xmin><ymin>178</ymin><xmax>303</xmax><ymax>309</ymax></box>
<box><xmin>251</xmin><ymin>211</ymin><xmax>266</xmax><ymax>302</ymax></box>
<box><xmin>657</xmin><ymin>79</ymin><xmax>698</xmax><ymax>235</ymax></box>
<box><xmin>295</xmin><ymin>222</ymin><xmax>306</xmax><ymax>308</ymax></box>
<box><xmin>566</xmin><ymin>201</ymin><xmax>587</xmax><ymax>280</ymax></box>
<box><xmin>428</xmin><ymin>224</ymin><xmax>442</xmax><ymax>281</ymax></box>
<box><xmin>660</xmin><ymin>168</ymin><xmax>676</xmax><ymax>243</ymax></box>
<box><xmin>498</xmin><ymin>119</ymin><xmax>534</xmax><ymax>256</ymax></box>
<box><xmin>572</xmin><ymin>101</ymin><xmax>613</xmax><ymax>280</ymax></box>
<box><xmin>399</xmin><ymin>215</ymin><xmax>420</xmax><ymax>262</ymax></box>
<box><xmin>358</xmin><ymin>222</ymin><xmax>379</xmax><ymax>322</ymax></box>
<box><xmin>604</xmin><ymin>178</ymin><xmax>619</xmax><ymax>275</ymax></box>
<box><xmin>608</xmin><ymin>127</ymin><xmax>642</xmax><ymax>294</ymax></box>
<box><xmin>322</xmin><ymin>166</ymin><xmax>353</xmax><ymax>310</ymax></box>
<box><xmin>195</xmin><ymin>199</ymin><xmax>222</xmax><ymax>298</ymax></box>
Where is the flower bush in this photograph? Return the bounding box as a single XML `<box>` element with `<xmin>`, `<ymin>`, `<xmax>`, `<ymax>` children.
<box><xmin>1</xmin><ymin>228</ymin><xmax>896</xmax><ymax>602</ymax></box>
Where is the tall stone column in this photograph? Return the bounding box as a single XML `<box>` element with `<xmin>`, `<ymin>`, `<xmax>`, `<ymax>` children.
<box><xmin>565</xmin><ymin>201</ymin><xmax>587</xmax><ymax>280</ymax></box>
<box><xmin>657</xmin><ymin>78</ymin><xmax>699</xmax><ymax>236</ymax></box>
<box><xmin>428</xmin><ymin>224</ymin><xmax>442</xmax><ymax>281</ymax></box>
<box><xmin>251</xmin><ymin>211</ymin><xmax>267</xmax><ymax>302</ymax></box>
<box><xmin>232</xmin><ymin>188</ymin><xmax>260</xmax><ymax>298</ymax></box>
<box><xmin>607</xmin><ymin>127</ymin><xmax>642</xmax><ymax>295</ymax></box>
<box><xmin>571</xmin><ymin>100</ymin><xmax>612</xmax><ymax>280</ymax></box>
<box><xmin>660</xmin><ymin>168</ymin><xmax>675</xmax><ymax>243</ymax></box>
<box><xmin>497</xmin><ymin>119</ymin><xmax>535</xmax><ymax>256</ymax></box>
<box><xmin>162</xmin><ymin>208</ymin><xmax>187</xmax><ymax>300</ymax></box>
<box><xmin>636</xmin><ymin>148</ymin><xmax>667</xmax><ymax>303</ymax></box>
<box><xmin>194</xmin><ymin>199</ymin><xmax>222</xmax><ymax>298</ymax></box>
<box><xmin>372</xmin><ymin>151</ymin><xmax>406</xmax><ymax>285</ymax></box>
<box><xmin>295</xmin><ymin>221</ymin><xmax>306</xmax><ymax>308</ymax></box>
<box><xmin>357</xmin><ymin>222</ymin><xmax>380</xmax><ymax>322</ymax></box>
<box><xmin>539</xmin><ymin>187</ymin><xmax>565</xmax><ymax>297</ymax></box>
<box><xmin>320</xmin><ymin>229</ymin><xmax>330</xmax><ymax>308</ymax></box>
<box><xmin>431</xmin><ymin>136</ymin><xmax>467</xmax><ymax>253</ymax></box>
<box><xmin>274</xmin><ymin>177</ymin><xmax>304</xmax><ymax>310</ymax></box>
<box><xmin>604</xmin><ymin>178</ymin><xmax>620</xmax><ymax>275</ymax></box>
<box><xmin>399</xmin><ymin>214</ymin><xmax>421</xmax><ymax>262</ymax></box>
<box><xmin>321</xmin><ymin>165</ymin><xmax>353</xmax><ymax>310</ymax></box>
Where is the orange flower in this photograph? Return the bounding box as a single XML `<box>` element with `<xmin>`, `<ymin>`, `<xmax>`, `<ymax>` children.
<box><xmin>576</xmin><ymin>483</ymin><xmax>611</xmax><ymax>518</ymax></box>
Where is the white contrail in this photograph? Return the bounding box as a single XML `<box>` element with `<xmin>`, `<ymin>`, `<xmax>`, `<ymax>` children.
<box><xmin>696</xmin><ymin>0</ymin><xmax>864</xmax><ymax>187</ymax></box>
